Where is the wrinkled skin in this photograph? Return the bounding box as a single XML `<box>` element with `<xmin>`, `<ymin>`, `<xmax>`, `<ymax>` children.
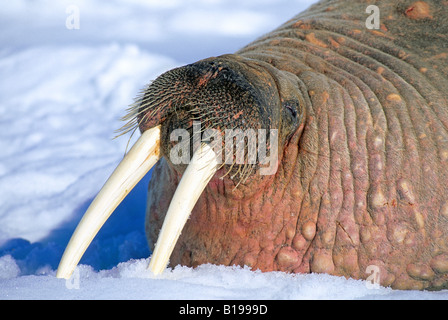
<box><xmin>141</xmin><ymin>0</ymin><xmax>448</xmax><ymax>290</ymax></box>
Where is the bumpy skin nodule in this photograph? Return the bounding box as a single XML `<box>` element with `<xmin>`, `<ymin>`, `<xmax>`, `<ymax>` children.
<box><xmin>142</xmin><ymin>0</ymin><xmax>448</xmax><ymax>290</ymax></box>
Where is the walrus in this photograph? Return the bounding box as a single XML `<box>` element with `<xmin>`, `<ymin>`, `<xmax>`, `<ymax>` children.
<box><xmin>57</xmin><ymin>0</ymin><xmax>448</xmax><ymax>290</ymax></box>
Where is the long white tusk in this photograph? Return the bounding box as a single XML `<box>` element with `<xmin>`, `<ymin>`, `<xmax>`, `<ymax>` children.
<box><xmin>148</xmin><ymin>143</ymin><xmax>219</xmax><ymax>275</ymax></box>
<box><xmin>56</xmin><ymin>125</ymin><xmax>162</xmax><ymax>279</ymax></box>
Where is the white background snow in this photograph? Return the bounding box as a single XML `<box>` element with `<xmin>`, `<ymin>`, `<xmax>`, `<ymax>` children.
<box><xmin>1</xmin><ymin>0</ymin><xmax>447</xmax><ymax>300</ymax></box>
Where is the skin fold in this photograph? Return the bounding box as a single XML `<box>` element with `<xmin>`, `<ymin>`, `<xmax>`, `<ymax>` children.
<box><xmin>137</xmin><ymin>0</ymin><xmax>448</xmax><ymax>290</ymax></box>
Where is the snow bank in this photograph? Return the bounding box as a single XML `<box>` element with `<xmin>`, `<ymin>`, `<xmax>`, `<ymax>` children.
<box><xmin>1</xmin><ymin>0</ymin><xmax>448</xmax><ymax>300</ymax></box>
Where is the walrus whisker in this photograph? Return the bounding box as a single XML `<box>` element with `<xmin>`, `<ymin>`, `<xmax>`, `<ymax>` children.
<box><xmin>122</xmin><ymin>126</ymin><xmax>139</xmax><ymax>156</ymax></box>
<box><xmin>240</xmin><ymin>164</ymin><xmax>256</xmax><ymax>186</ymax></box>
<box><xmin>220</xmin><ymin>160</ymin><xmax>237</xmax><ymax>180</ymax></box>
<box><xmin>237</xmin><ymin>162</ymin><xmax>253</xmax><ymax>185</ymax></box>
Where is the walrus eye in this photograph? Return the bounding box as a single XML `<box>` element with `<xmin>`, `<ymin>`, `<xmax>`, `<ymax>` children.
<box><xmin>283</xmin><ymin>100</ymin><xmax>300</xmax><ymax>121</ymax></box>
<box><xmin>285</xmin><ymin>104</ymin><xmax>297</xmax><ymax>118</ymax></box>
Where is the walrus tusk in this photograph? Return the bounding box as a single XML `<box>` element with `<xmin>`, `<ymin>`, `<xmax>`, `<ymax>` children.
<box><xmin>148</xmin><ymin>143</ymin><xmax>219</xmax><ymax>275</ymax></box>
<box><xmin>56</xmin><ymin>125</ymin><xmax>161</xmax><ymax>279</ymax></box>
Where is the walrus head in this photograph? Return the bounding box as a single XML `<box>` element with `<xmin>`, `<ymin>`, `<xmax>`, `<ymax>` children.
<box><xmin>56</xmin><ymin>54</ymin><xmax>306</xmax><ymax>278</ymax></box>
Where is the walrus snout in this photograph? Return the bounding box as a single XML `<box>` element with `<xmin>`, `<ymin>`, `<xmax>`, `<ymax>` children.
<box><xmin>137</xmin><ymin>57</ymin><xmax>270</xmax><ymax>131</ymax></box>
<box><xmin>136</xmin><ymin>55</ymin><xmax>283</xmax><ymax>183</ymax></box>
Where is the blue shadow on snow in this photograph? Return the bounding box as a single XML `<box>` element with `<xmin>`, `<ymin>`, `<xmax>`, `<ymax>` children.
<box><xmin>0</xmin><ymin>170</ymin><xmax>153</xmax><ymax>275</ymax></box>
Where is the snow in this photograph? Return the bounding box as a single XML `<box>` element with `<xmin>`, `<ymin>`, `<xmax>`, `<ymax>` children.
<box><xmin>1</xmin><ymin>0</ymin><xmax>447</xmax><ymax>300</ymax></box>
